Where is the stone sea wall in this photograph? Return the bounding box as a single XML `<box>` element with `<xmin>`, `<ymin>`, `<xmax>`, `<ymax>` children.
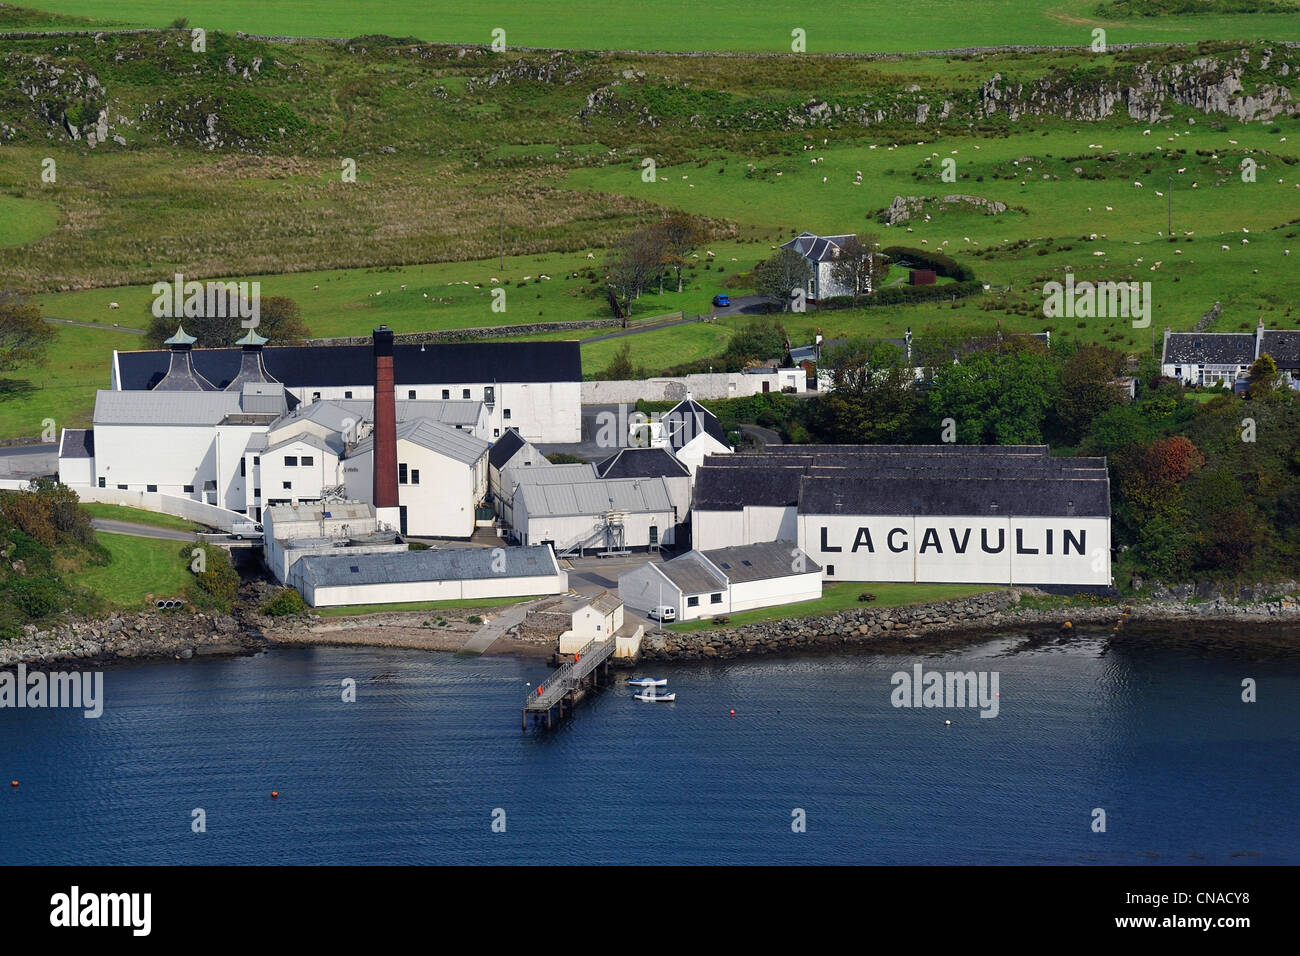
<box><xmin>639</xmin><ymin>585</ymin><xmax>1300</xmax><ymax>661</ymax></box>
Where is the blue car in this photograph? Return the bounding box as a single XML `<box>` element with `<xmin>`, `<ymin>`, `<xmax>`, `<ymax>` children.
<box><xmin>712</xmin><ymin>294</ymin><xmax>731</xmax><ymax>308</ymax></box>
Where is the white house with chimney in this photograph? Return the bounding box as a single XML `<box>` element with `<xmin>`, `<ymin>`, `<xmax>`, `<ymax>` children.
<box><xmin>781</xmin><ymin>232</ymin><xmax>867</xmax><ymax>301</ymax></box>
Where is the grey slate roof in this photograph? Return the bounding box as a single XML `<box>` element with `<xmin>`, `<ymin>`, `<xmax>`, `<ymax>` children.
<box><xmin>798</xmin><ymin>475</ymin><xmax>1109</xmax><ymax>518</ymax></box>
<box><xmin>596</xmin><ymin>447</ymin><xmax>690</xmax><ymax>480</ymax></box>
<box><xmin>116</xmin><ymin>340</ymin><xmax>582</xmax><ymax>390</ymax></box>
<box><xmin>518</xmin><ymin>477</ymin><xmax>673</xmax><ymax>518</ymax></box>
<box><xmin>694</xmin><ymin>464</ymin><xmax>805</xmax><ymax>511</ymax></box>
<box><xmin>1163</xmin><ymin>333</ymin><xmax>1256</xmax><ymax>365</ymax></box>
<box><xmin>782</xmin><ymin>232</ymin><xmax>856</xmax><ymax>263</ymax></box>
<box><xmin>655</xmin><ymin>551</ymin><xmax>728</xmax><ymax>595</ymax></box>
<box><xmin>1261</xmin><ymin>331</ymin><xmax>1300</xmax><ymax>369</ymax></box>
<box><xmin>348</xmin><ymin>418</ymin><xmax>488</xmax><ymax>466</ymax></box>
<box><xmin>337</xmin><ymin>398</ymin><xmax>484</xmax><ymax>428</ymax></box>
<box><xmin>488</xmin><ymin>428</ymin><xmax>528</xmax><ymax>470</ymax></box>
<box><xmin>59</xmin><ymin>428</ymin><xmax>94</xmax><ymax>459</ymax></box>
<box><xmin>297</xmin><ymin>544</ymin><xmax>558</xmax><ymax>588</ymax></box>
<box><xmin>701</xmin><ymin>541</ymin><xmax>821</xmax><ymax>583</ymax></box>
<box><xmin>659</xmin><ymin>397</ymin><xmax>728</xmax><ymax>449</ymax></box>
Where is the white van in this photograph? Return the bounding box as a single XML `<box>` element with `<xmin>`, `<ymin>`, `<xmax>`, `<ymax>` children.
<box><xmin>230</xmin><ymin>520</ymin><xmax>263</xmax><ymax>541</ymax></box>
<box><xmin>647</xmin><ymin>605</ymin><xmax>677</xmax><ymax>623</ymax></box>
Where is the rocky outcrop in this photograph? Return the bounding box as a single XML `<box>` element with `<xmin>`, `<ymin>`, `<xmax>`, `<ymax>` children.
<box><xmin>2</xmin><ymin>610</ymin><xmax>256</xmax><ymax>668</ymax></box>
<box><xmin>639</xmin><ymin>585</ymin><xmax>1300</xmax><ymax>661</ymax></box>
<box><xmin>979</xmin><ymin>50</ymin><xmax>1297</xmax><ymax>124</ymax></box>
<box><xmin>886</xmin><ymin>194</ymin><xmax>1008</xmax><ymax>225</ymax></box>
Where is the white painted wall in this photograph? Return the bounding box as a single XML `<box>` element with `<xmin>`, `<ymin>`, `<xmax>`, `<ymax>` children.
<box><xmin>297</xmin><ymin>569</ymin><xmax>567</xmax><ymax>607</ymax></box>
<box><xmin>797</xmin><ymin>514</ymin><xmax>1111</xmax><ymax>585</ymax></box>
<box><xmin>344</xmin><ymin>441</ymin><xmax>487</xmax><ymax>538</ymax></box>
<box><xmin>728</xmin><ymin>571</ymin><xmax>822</xmax><ymax>613</ymax></box>
<box><xmin>746</xmin><ymin>505</ymin><xmax>798</xmax><ymax>544</ymax></box>
<box><xmin>258</xmin><ymin>439</ymin><xmax>341</xmax><ymax>509</ymax></box>
<box><xmin>291</xmin><ymin>381</ymin><xmax>580</xmax><ymax>443</ymax></box>
<box><xmin>692</xmin><ymin>509</ymin><xmax>745</xmax><ymax>551</ymax></box>
<box><xmin>581</xmin><ymin>369</ymin><xmax>805</xmax><ymax>404</ymax></box>
<box><xmin>67</xmin><ymin>484</ymin><xmax>247</xmax><ymax>531</ymax></box>
<box><xmin>617</xmin><ymin>563</ymin><xmax>681</xmax><ymax>616</ymax></box>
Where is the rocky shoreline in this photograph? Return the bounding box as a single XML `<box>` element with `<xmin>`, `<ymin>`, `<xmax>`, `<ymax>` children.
<box><xmin>4</xmin><ymin>584</ymin><xmax>1299</xmax><ymax>670</ymax></box>
<box><xmin>638</xmin><ymin>586</ymin><xmax>1300</xmax><ymax>662</ymax></box>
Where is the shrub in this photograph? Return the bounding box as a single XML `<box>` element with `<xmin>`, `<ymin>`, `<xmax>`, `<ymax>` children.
<box><xmin>858</xmin><ymin>592</ymin><xmax>877</xmax><ymax>602</ymax></box>
<box><xmin>262</xmin><ymin>588</ymin><xmax>307</xmax><ymax>617</ymax></box>
<box><xmin>712</xmin><ymin>615</ymin><xmax>730</xmax><ymax>625</ymax></box>
<box><xmin>467</xmin><ymin>615</ymin><xmax>483</xmax><ymax>624</ymax></box>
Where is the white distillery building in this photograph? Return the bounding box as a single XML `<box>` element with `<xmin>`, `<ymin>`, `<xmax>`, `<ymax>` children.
<box><xmin>291</xmin><ymin>544</ymin><xmax>568</xmax><ymax>608</ymax></box>
<box><xmin>112</xmin><ymin>338</ymin><xmax>581</xmax><ymax>443</ymax></box>
<box><xmin>640</xmin><ymin>396</ymin><xmax>732</xmax><ymax>477</ymax></box>
<box><xmin>262</xmin><ymin>500</ymin><xmax>406</xmax><ymax>584</ymax></box>
<box><xmin>1161</xmin><ymin>324</ymin><xmax>1300</xmax><ymax>388</ymax></box>
<box><xmin>342</xmin><ymin>418</ymin><xmax>489</xmax><ymax>538</ymax></box>
<box><xmin>618</xmin><ymin>541</ymin><xmax>823</xmax><ymax>621</ymax></box>
<box><xmin>487</xmin><ymin>428</ymin><xmax>551</xmax><ymax>518</ymax></box>
<box><xmin>513</xmin><ymin>476</ymin><xmax>677</xmax><ymax>555</ymax></box>
<box><xmin>692</xmin><ymin>445</ymin><xmax>1112</xmax><ymax>587</ymax></box>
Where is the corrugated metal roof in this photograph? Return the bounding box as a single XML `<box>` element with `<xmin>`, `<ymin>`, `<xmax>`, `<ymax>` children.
<box><xmin>298</xmin><ymin>544</ymin><xmax>558</xmax><ymax>588</ymax></box>
<box><xmin>266</xmin><ymin>500</ymin><xmax>374</xmax><ymax>525</ymax></box>
<box><xmin>93</xmin><ymin>389</ymin><xmax>242</xmax><ymax>426</ymax></box>
<box><xmin>519</xmin><ymin>476</ymin><xmax>673</xmax><ymax>518</ymax></box>
<box><xmin>348</xmin><ymin>418</ymin><xmax>487</xmax><ymax>466</ymax></box>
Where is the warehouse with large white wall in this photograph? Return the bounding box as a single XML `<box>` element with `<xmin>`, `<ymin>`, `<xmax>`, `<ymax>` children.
<box><xmin>692</xmin><ymin>445</ymin><xmax>1111</xmax><ymax>587</ymax></box>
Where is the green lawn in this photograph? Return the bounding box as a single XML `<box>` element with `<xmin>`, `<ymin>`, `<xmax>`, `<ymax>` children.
<box><xmin>11</xmin><ymin>1</ymin><xmax>1300</xmax><ymax>52</ymax></box>
<box><xmin>667</xmin><ymin>581</ymin><xmax>1000</xmax><ymax>632</ymax></box>
<box><xmin>76</xmin><ymin>531</ymin><xmax>191</xmax><ymax>607</ymax></box>
<box><xmin>315</xmin><ymin>595</ymin><xmax>541</xmax><ymax>617</ymax></box>
<box><xmin>80</xmin><ymin>503</ymin><xmax>204</xmax><ymax>533</ymax></box>
<box><xmin>0</xmin><ymin>195</ymin><xmax>58</xmax><ymax>248</ymax></box>
<box><xmin>0</xmin><ymin>323</ymin><xmax>140</xmax><ymax>441</ymax></box>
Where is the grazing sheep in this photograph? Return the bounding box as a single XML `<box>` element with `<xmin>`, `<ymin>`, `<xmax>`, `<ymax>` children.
<box><xmin>313</xmin><ymin>284</ymin><xmax>319</xmax><ymax>290</ymax></box>
<box><xmin>108</xmin><ymin>302</ymin><xmax>119</xmax><ymax>309</ymax></box>
<box><xmin>586</xmin><ymin>253</ymin><xmax>595</xmax><ymax>259</ymax></box>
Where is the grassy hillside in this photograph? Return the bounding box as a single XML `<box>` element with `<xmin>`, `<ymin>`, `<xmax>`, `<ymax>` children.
<box><xmin>6</xmin><ymin>1</ymin><xmax>1300</xmax><ymax>52</ymax></box>
<box><xmin>1</xmin><ymin>30</ymin><xmax>1299</xmax><ymax>435</ymax></box>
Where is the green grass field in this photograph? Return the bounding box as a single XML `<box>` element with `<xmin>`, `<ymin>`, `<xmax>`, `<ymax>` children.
<box><xmin>77</xmin><ymin>531</ymin><xmax>191</xmax><ymax>607</ymax></box>
<box><xmin>0</xmin><ymin>195</ymin><xmax>58</xmax><ymax>248</ymax></box>
<box><xmin>79</xmin><ymin>503</ymin><xmax>203</xmax><ymax>532</ymax></box>
<box><xmin>9</xmin><ymin>1</ymin><xmax>1300</xmax><ymax>52</ymax></box>
<box><xmin>315</xmin><ymin>595</ymin><xmax>539</xmax><ymax>617</ymax></box>
<box><xmin>667</xmin><ymin>581</ymin><xmax>1000</xmax><ymax>631</ymax></box>
<box><xmin>0</xmin><ymin>323</ymin><xmax>141</xmax><ymax>440</ymax></box>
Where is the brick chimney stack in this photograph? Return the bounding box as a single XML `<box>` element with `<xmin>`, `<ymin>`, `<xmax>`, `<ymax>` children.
<box><xmin>372</xmin><ymin>327</ymin><xmax>400</xmax><ymax>528</ymax></box>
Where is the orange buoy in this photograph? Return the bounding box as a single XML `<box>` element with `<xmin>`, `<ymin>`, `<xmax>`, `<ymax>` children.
<box><xmin>573</xmin><ymin>653</ymin><xmax>579</xmax><ymax>663</ymax></box>
<box><xmin>537</xmin><ymin>685</ymin><xmax>543</xmax><ymax>696</ymax></box>
<box><xmin>9</xmin><ymin>781</ymin><xmax>16</xmax><ymax>788</ymax></box>
<box><xmin>271</xmin><ymin>791</ymin><xmax>279</xmax><ymax>798</ymax></box>
<box><xmin>729</xmin><ymin>709</ymin><xmax>735</xmax><ymax>716</ymax></box>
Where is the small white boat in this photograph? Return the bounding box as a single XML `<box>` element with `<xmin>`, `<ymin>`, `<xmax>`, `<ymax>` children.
<box><xmin>635</xmin><ymin>691</ymin><xmax>676</xmax><ymax>702</ymax></box>
<box><xmin>626</xmin><ymin>678</ymin><xmax>667</xmax><ymax>687</ymax></box>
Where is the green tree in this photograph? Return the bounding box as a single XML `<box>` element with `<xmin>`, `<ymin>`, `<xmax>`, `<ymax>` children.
<box><xmin>829</xmin><ymin>234</ymin><xmax>883</xmax><ymax>305</ymax></box>
<box><xmin>0</xmin><ymin>299</ymin><xmax>57</xmax><ymax>384</ymax></box>
<box><xmin>926</xmin><ymin>347</ymin><xmax>1061</xmax><ymax>444</ymax></box>
<box><xmin>814</xmin><ymin>340</ymin><xmax>920</xmax><ymax>443</ymax></box>
<box><xmin>1054</xmin><ymin>345</ymin><xmax>1127</xmax><ymax>444</ymax></box>
<box><xmin>654</xmin><ymin>213</ymin><xmax>707</xmax><ymax>293</ymax></box>
<box><xmin>754</xmin><ymin>248</ymin><xmax>811</xmax><ymax>311</ymax></box>
<box><xmin>145</xmin><ymin>295</ymin><xmax>311</xmax><ymax>348</ymax></box>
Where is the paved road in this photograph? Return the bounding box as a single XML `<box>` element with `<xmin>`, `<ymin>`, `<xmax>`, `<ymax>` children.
<box><xmin>460</xmin><ymin>599</ymin><xmax>540</xmax><ymax>654</ymax></box>
<box><xmin>739</xmin><ymin>423</ymin><xmax>783</xmax><ymax>448</ymax></box>
<box><xmin>44</xmin><ymin>316</ymin><xmax>145</xmax><ymax>334</ymax></box>
<box><xmin>90</xmin><ymin>518</ymin><xmax>197</xmax><ymax>541</ymax></box>
<box><xmin>0</xmin><ymin>443</ymin><xmax>57</xmax><ymax>478</ymax></box>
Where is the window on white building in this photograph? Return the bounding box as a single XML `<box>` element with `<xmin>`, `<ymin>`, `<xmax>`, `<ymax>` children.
<box><xmin>399</xmin><ymin>463</ymin><xmax>408</xmax><ymax>484</ymax></box>
<box><xmin>687</xmin><ymin>596</ymin><xmax>699</xmax><ymax>607</ymax></box>
<box><xmin>442</xmin><ymin>389</ymin><xmax>450</xmax><ymax>400</ymax></box>
<box><xmin>285</xmin><ymin>456</ymin><xmax>297</xmax><ymax>467</ymax></box>
<box><xmin>146</xmin><ymin>484</ymin><xmax>157</xmax><ymax>493</ymax></box>
<box><xmin>282</xmin><ymin>481</ymin><xmax>291</xmax><ymax>490</ymax></box>
<box><xmin>301</xmin><ymin>456</ymin><xmax>313</xmax><ymax>467</ymax></box>
<box><xmin>408</xmin><ymin>390</ymin><xmax>416</xmax><ymax>399</ymax></box>
<box><xmin>462</xmin><ymin>389</ymin><xmax>471</xmax><ymax>400</ymax></box>
<box><xmin>710</xmin><ymin>593</ymin><xmax>723</xmax><ymax>604</ymax></box>
<box><xmin>411</xmin><ymin>469</ymin><xmax>420</xmax><ymax>485</ymax></box>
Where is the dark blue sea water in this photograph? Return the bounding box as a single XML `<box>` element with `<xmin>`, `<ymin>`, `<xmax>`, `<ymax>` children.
<box><xmin>2</xmin><ymin>625</ymin><xmax>1297</xmax><ymax>865</ymax></box>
